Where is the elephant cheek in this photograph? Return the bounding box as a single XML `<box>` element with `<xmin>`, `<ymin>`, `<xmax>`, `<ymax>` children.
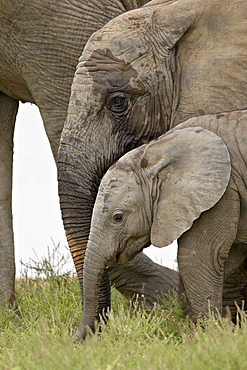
<box><xmin>116</xmin><ymin>237</ymin><xmax>149</xmax><ymax>266</ymax></box>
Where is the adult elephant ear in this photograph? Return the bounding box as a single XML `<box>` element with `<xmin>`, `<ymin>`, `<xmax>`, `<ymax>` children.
<box><xmin>151</xmin><ymin>0</ymin><xmax>202</xmax><ymax>50</ymax></box>
<box><xmin>141</xmin><ymin>127</ymin><xmax>231</xmax><ymax>248</ymax></box>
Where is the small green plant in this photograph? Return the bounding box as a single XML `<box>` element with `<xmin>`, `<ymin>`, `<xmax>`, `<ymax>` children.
<box><xmin>19</xmin><ymin>239</ymin><xmax>73</xmax><ymax>281</ymax></box>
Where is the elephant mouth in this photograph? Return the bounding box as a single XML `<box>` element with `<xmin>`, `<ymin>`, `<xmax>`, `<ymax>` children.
<box><xmin>116</xmin><ymin>239</ymin><xmax>150</xmax><ymax>266</ymax></box>
<box><xmin>116</xmin><ymin>249</ymin><xmax>141</xmax><ymax>266</ymax></box>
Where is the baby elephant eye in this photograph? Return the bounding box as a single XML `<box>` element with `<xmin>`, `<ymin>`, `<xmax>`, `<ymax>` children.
<box><xmin>112</xmin><ymin>212</ymin><xmax>124</xmax><ymax>223</ymax></box>
<box><xmin>107</xmin><ymin>93</ymin><xmax>129</xmax><ymax>114</ymax></box>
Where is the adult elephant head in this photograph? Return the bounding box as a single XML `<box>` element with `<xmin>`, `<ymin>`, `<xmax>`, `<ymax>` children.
<box><xmin>58</xmin><ymin>0</ymin><xmax>247</xmax><ymax>338</ymax></box>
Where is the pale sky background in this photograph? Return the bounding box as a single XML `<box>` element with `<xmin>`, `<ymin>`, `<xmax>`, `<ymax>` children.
<box><xmin>13</xmin><ymin>102</ymin><xmax>178</xmax><ymax>277</ymax></box>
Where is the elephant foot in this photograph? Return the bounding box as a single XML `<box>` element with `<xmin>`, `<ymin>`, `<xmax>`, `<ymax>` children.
<box><xmin>13</xmin><ymin>303</ymin><xmax>22</xmax><ymax>318</ymax></box>
<box><xmin>0</xmin><ymin>288</ymin><xmax>21</xmax><ymax>318</ymax></box>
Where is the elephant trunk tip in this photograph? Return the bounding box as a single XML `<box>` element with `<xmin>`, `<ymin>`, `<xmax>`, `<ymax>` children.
<box><xmin>72</xmin><ymin>323</ymin><xmax>95</xmax><ymax>342</ymax></box>
<box><xmin>73</xmin><ymin>314</ymin><xmax>108</xmax><ymax>342</ymax></box>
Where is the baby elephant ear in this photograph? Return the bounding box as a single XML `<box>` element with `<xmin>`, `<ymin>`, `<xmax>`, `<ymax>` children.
<box><xmin>143</xmin><ymin>127</ymin><xmax>231</xmax><ymax>248</ymax></box>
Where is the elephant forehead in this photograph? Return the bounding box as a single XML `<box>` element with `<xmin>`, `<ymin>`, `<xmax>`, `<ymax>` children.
<box><xmin>83</xmin><ymin>47</ymin><xmax>139</xmax><ymax>92</ymax></box>
<box><xmin>89</xmin><ymin>32</ymin><xmax>148</xmax><ymax>63</ymax></box>
<box><xmin>87</xmin><ymin>7</ymin><xmax>149</xmax><ymax>62</ymax></box>
<box><xmin>97</xmin><ymin>171</ymin><xmax>140</xmax><ymax>211</ymax></box>
<box><xmin>79</xmin><ymin>27</ymin><xmax>151</xmax><ymax>95</ymax></box>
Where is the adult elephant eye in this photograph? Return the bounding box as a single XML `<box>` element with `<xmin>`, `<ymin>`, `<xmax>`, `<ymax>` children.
<box><xmin>107</xmin><ymin>93</ymin><xmax>129</xmax><ymax>114</ymax></box>
<box><xmin>112</xmin><ymin>212</ymin><xmax>124</xmax><ymax>224</ymax></box>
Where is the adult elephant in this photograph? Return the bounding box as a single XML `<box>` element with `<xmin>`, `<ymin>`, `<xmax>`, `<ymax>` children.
<box><xmin>0</xmin><ymin>0</ymin><xmax>156</xmax><ymax>313</ymax></box>
<box><xmin>58</xmin><ymin>0</ymin><xmax>247</xmax><ymax>339</ymax></box>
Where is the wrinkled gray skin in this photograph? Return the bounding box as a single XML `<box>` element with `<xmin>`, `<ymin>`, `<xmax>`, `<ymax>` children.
<box><xmin>0</xmin><ymin>0</ymin><xmax>154</xmax><ymax>313</ymax></box>
<box><xmin>81</xmin><ymin>110</ymin><xmax>247</xmax><ymax>339</ymax></box>
<box><xmin>58</xmin><ymin>0</ymin><xmax>247</xmax><ymax>340</ymax></box>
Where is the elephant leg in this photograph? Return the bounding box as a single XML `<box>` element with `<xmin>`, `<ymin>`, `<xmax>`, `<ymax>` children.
<box><xmin>107</xmin><ymin>252</ymin><xmax>179</xmax><ymax>309</ymax></box>
<box><xmin>222</xmin><ymin>242</ymin><xmax>247</xmax><ymax>321</ymax></box>
<box><xmin>0</xmin><ymin>93</ymin><xmax>19</xmax><ymax>312</ymax></box>
<box><xmin>39</xmin><ymin>109</ymin><xmax>65</xmax><ymax>163</ymax></box>
<box><xmin>177</xmin><ymin>187</ymin><xmax>240</xmax><ymax>323</ymax></box>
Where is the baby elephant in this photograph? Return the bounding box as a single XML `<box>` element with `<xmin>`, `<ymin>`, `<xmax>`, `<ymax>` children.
<box><xmin>77</xmin><ymin>109</ymin><xmax>247</xmax><ymax>340</ymax></box>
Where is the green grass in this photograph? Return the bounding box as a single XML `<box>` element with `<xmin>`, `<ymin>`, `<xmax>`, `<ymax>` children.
<box><xmin>0</xmin><ymin>248</ymin><xmax>246</xmax><ymax>369</ymax></box>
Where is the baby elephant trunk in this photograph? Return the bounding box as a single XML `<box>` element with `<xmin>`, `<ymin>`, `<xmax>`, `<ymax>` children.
<box><xmin>73</xmin><ymin>230</ymin><xmax>113</xmax><ymax>341</ymax></box>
